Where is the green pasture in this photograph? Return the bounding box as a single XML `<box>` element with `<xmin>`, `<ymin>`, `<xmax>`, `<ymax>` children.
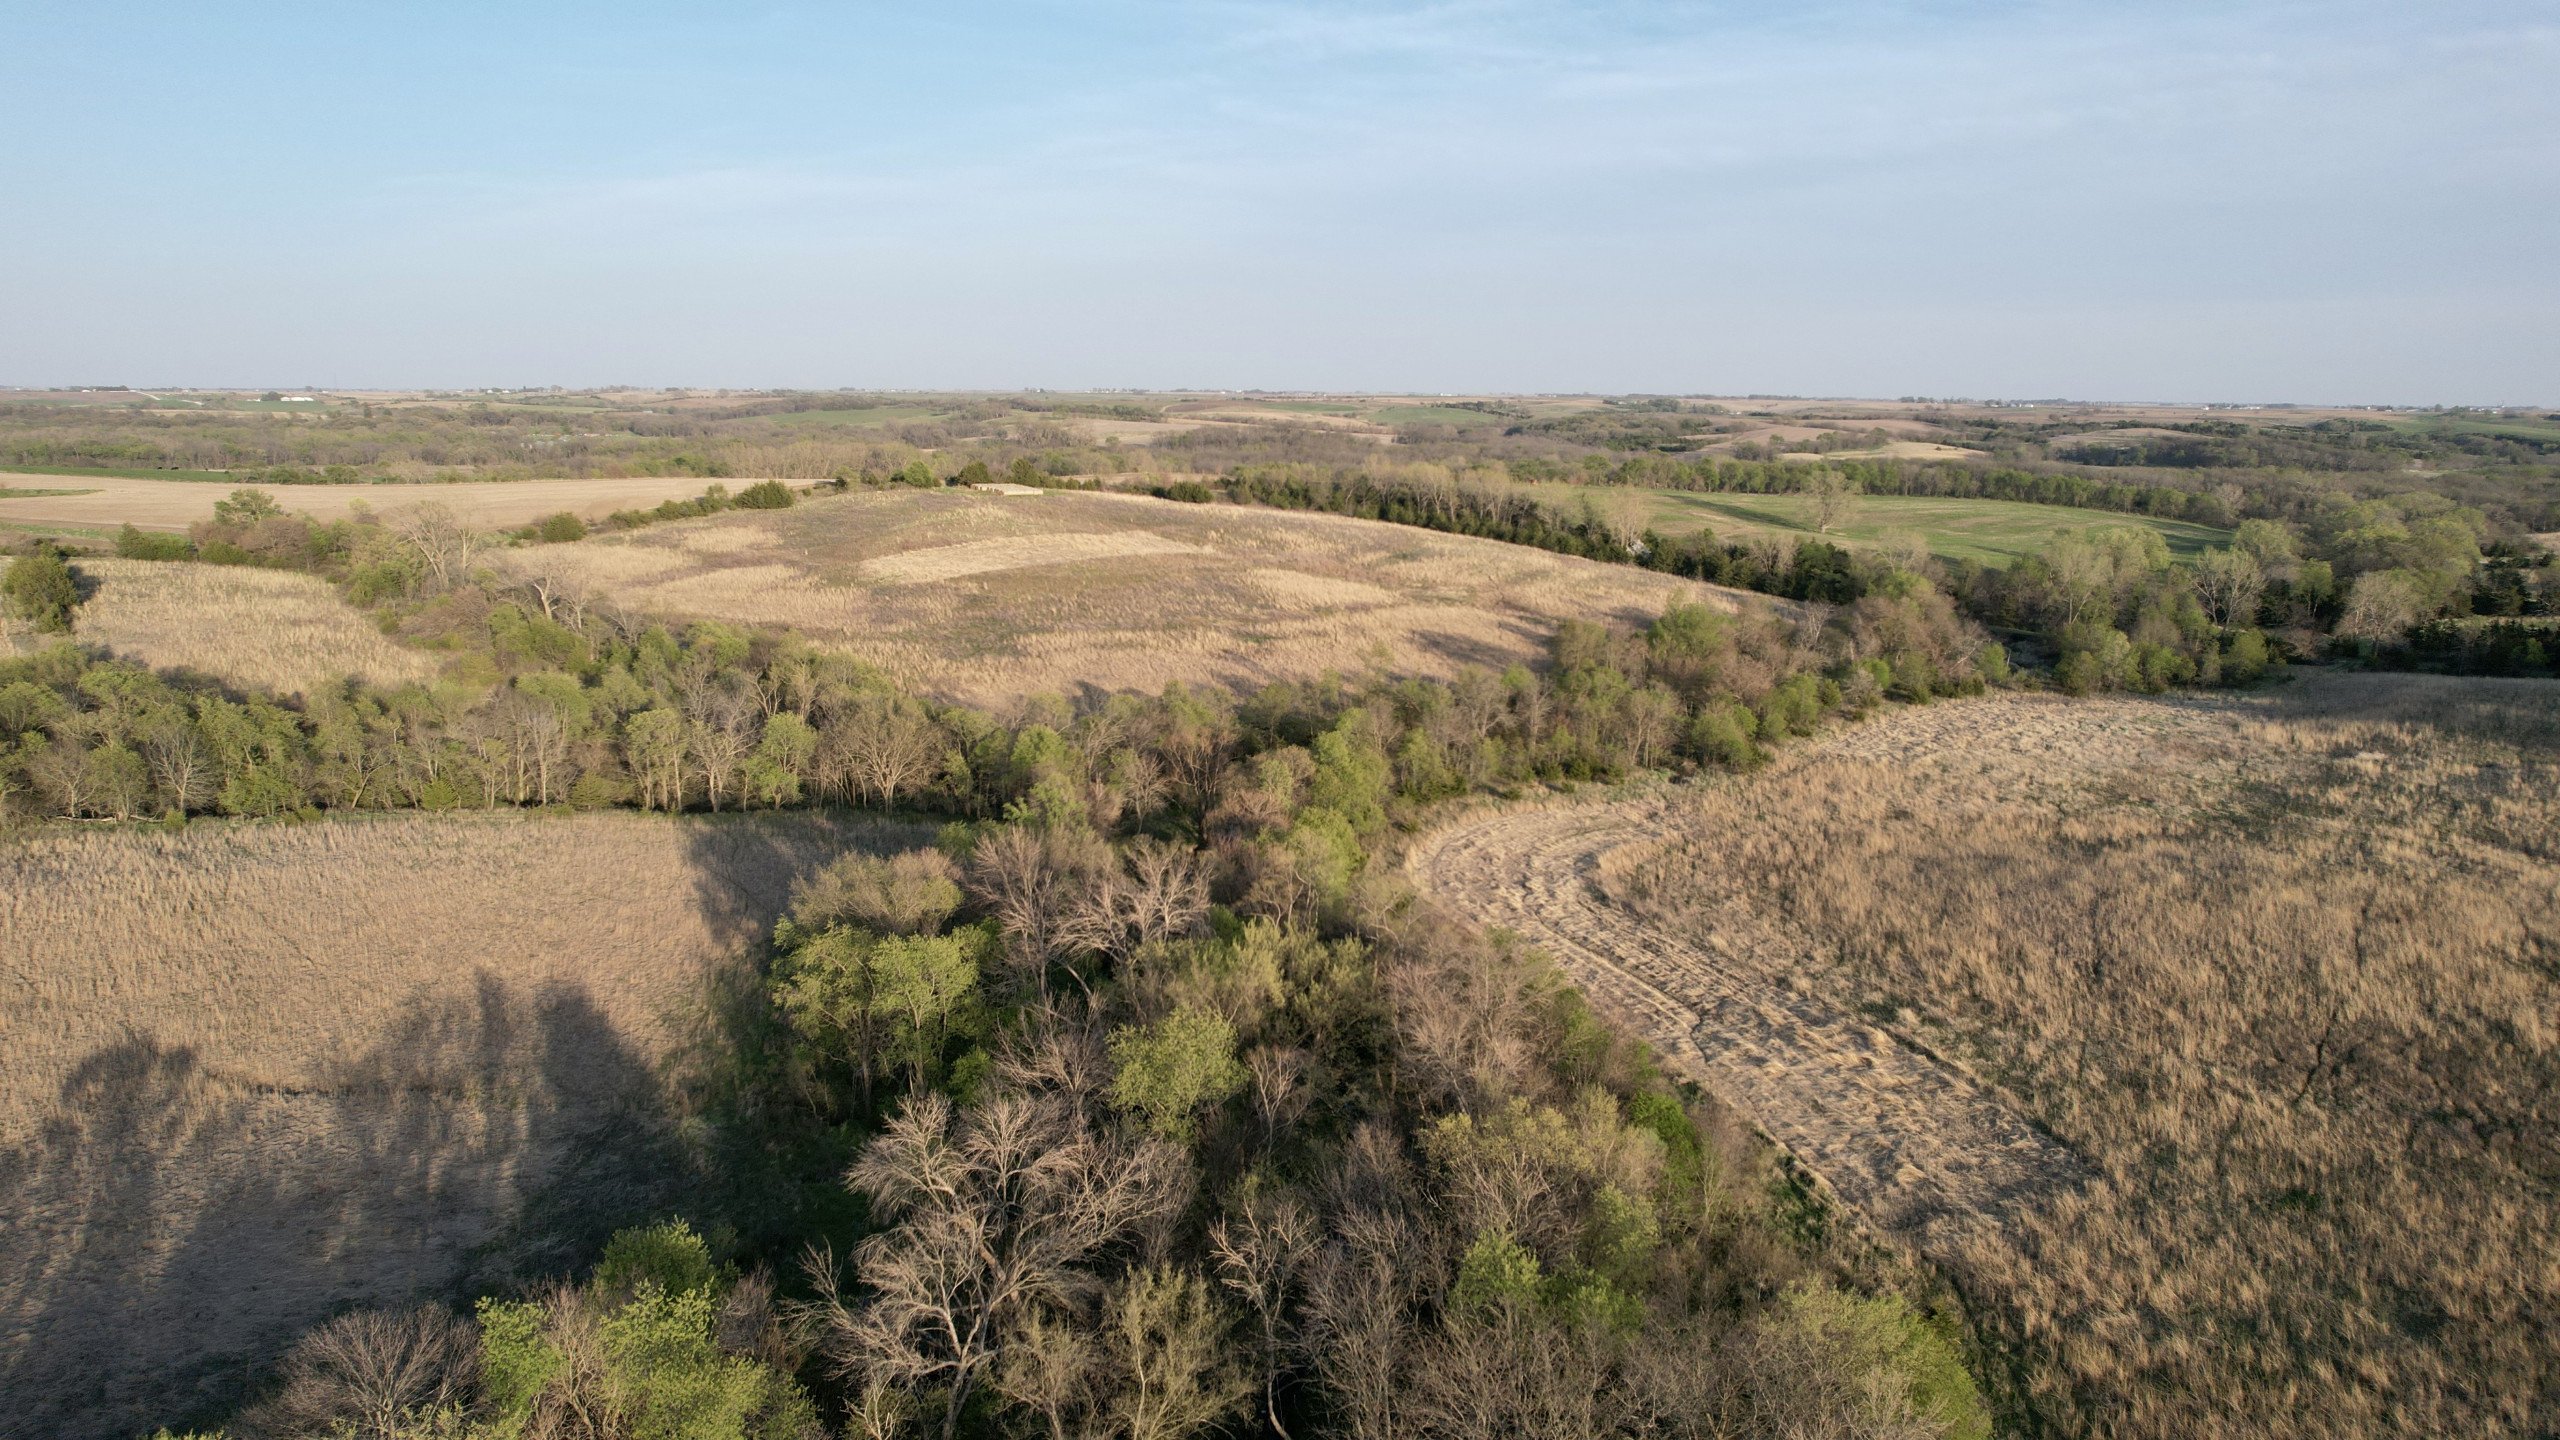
<box><xmin>1250</xmin><ymin>400</ymin><xmax>1364</xmax><ymax>415</ymax></box>
<box><xmin>1526</xmin><ymin>484</ymin><xmax>2233</xmax><ymax>567</ymax></box>
<box><xmin>1369</xmin><ymin>404</ymin><xmax>1510</xmax><ymax>429</ymax></box>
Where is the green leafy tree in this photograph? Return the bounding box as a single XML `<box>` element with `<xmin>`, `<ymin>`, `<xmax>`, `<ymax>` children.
<box><xmin>776</xmin><ymin>926</ymin><xmax>987</xmax><ymax>1105</ymax></box>
<box><xmin>1307</xmin><ymin>713</ymin><xmax>1391</xmax><ymax>837</ymax></box>
<box><xmin>744</xmin><ymin>711</ymin><xmax>815</xmax><ymax>808</ymax></box>
<box><xmin>477</xmin><ymin>1222</ymin><xmax>814</xmax><ymax>1440</ymax></box>
<box><xmin>1110</xmin><ymin>1008</ymin><xmax>1246</xmax><ymax>1141</ymax></box>
<box><xmin>1449</xmin><ymin>1229</ymin><xmax>1543</xmax><ymax>1318</ymax></box>
<box><xmin>1782</xmin><ymin>1287</ymin><xmax>1990</xmax><ymax>1440</ymax></box>
<box><xmin>211</xmin><ymin>487</ymin><xmax>283</xmax><ymax>525</ymax></box>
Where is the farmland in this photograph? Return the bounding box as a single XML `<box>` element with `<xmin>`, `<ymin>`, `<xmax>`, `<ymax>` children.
<box><xmin>1521</xmin><ymin>482</ymin><xmax>2234</xmax><ymax>566</ymax></box>
<box><xmin>518</xmin><ymin>486</ymin><xmax>1764</xmax><ymax>706</ymax></box>
<box><xmin>1417</xmin><ymin>676</ymin><xmax>2560</xmax><ymax>1437</ymax></box>
<box><xmin>71</xmin><ymin>558</ymin><xmax>443</xmax><ymax>696</ymax></box>
<box><xmin>0</xmin><ymin>808</ymin><xmax>926</xmax><ymax>1439</ymax></box>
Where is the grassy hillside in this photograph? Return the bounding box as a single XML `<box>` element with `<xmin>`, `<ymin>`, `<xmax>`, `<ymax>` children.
<box><xmin>1611</xmin><ymin>675</ymin><xmax>2560</xmax><ymax>1438</ymax></box>
<box><xmin>72</xmin><ymin>558</ymin><xmax>443</xmax><ymax>697</ymax></box>
<box><xmin>523</xmin><ymin>487</ymin><xmax>1768</xmax><ymax>706</ymax></box>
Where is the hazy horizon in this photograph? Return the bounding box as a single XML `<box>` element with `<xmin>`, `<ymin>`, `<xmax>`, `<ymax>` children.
<box><xmin>6</xmin><ymin>1</ymin><xmax>2555</xmax><ymax>404</ymax></box>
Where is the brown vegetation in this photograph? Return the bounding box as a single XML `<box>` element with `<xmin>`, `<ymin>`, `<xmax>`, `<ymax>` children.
<box><xmin>0</xmin><ymin>472</ymin><xmax>746</xmax><ymax>534</ymax></box>
<box><xmin>72</xmin><ymin>557</ymin><xmax>444</xmax><ymax>697</ymax></box>
<box><xmin>0</xmin><ymin>807</ymin><xmax>925</xmax><ymax>1439</ymax></box>
<box><xmin>519</xmin><ymin>487</ymin><xmax>1769</xmax><ymax>707</ymax></box>
<box><xmin>1599</xmin><ymin>677</ymin><xmax>2560</xmax><ymax>1437</ymax></box>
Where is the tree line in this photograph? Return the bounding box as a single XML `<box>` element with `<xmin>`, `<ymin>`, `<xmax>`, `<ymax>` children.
<box><xmin>1200</xmin><ymin>466</ymin><xmax>2556</xmax><ymax>685</ymax></box>
<box><xmin>2</xmin><ymin>482</ymin><xmax>1994</xmax><ymax>830</ymax></box>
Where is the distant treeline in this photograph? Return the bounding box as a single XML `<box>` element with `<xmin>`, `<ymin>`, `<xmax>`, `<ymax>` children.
<box><xmin>1200</xmin><ymin>466</ymin><xmax>2555</xmax><ymax>685</ymax></box>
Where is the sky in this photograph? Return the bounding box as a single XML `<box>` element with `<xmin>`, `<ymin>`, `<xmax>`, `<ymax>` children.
<box><xmin>3</xmin><ymin>1</ymin><xmax>2554</xmax><ymax>402</ymax></box>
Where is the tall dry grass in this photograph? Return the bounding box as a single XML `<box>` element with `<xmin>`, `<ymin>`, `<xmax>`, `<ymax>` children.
<box><xmin>1610</xmin><ymin>676</ymin><xmax>2560</xmax><ymax>1438</ymax></box>
<box><xmin>521</xmin><ymin>488</ymin><xmax>1777</xmax><ymax>706</ymax></box>
<box><xmin>0</xmin><ymin>807</ymin><xmax>926</xmax><ymax>1440</ymax></box>
<box><xmin>72</xmin><ymin>557</ymin><xmax>443</xmax><ymax>697</ymax></box>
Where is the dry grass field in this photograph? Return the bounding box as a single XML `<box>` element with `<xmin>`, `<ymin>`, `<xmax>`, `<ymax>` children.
<box><xmin>0</xmin><ymin>808</ymin><xmax>925</xmax><ymax>1440</ymax></box>
<box><xmin>519</xmin><ymin>487</ymin><xmax>1765</xmax><ymax>706</ymax></box>
<box><xmin>1599</xmin><ymin>678</ymin><xmax>2560</xmax><ymax>1437</ymax></box>
<box><xmin>71</xmin><ymin>557</ymin><xmax>443</xmax><ymax>697</ymax></box>
<box><xmin>0</xmin><ymin>472</ymin><xmax>743</xmax><ymax>534</ymax></box>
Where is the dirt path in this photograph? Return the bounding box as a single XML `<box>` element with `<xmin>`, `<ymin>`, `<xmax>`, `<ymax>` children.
<box><xmin>1406</xmin><ymin>769</ymin><xmax>2092</xmax><ymax>1267</ymax></box>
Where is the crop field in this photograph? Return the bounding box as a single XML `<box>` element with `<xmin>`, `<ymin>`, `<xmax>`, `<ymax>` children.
<box><xmin>0</xmin><ymin>808</ymin><xmax>925</xmax><ymax>1439</ymax></box>
<box><xmin>0</xmin><ymin>472</ymin><xmax>750</xmax><ymax>534</ymax></box>
<box><xmin>1591</xmin><ymin>677</ymin><xmax>2558</xmax><ymax>1437</ymax></box>
<box><xmin>1524</xmin><ymin>482</ymin><xmax>2233</xmax><ymax>565</ymax></box>
<box><xmin>771</xmin><ymin>404</ymin><xmax>946</xmax><ymax>428</ymax></box>
<box><xmin>1365</xmin><ymin>403</ymin><xmax>1512</xmax><ymax>428</ymax></box>
<box><xmin>71</xmin><ymin>558</ymin><xmax>443</xmax><ymax>697</ymax></box>
<box><xmin>518</xmin><ymin>487</ymin><xmax>1764</xmax><ymax>706</ymax></box>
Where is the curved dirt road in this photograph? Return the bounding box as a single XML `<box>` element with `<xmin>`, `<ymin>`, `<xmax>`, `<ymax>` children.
<box><xmin>1406</xmin><ymin>788</ymin><xmax>2089</xmax><ymax>1267</ymax></box>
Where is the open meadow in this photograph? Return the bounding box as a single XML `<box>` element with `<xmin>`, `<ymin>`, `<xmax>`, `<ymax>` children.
<box><xmin>70</xmin><ymin>557</ymin><xmax>443</xmax><ymax>697</ymax></box>
<box><xmin>0</xmin><ymin>808</ymin><xmax>925</xmax><ymax>1440</ymax></box>
<box><xmin>1588</xmin><ymin>677</ymin><xmax>2558</xmax><ymax>1437</ymax></box>
<box><xmin>0</xmin><ymin>472</ymin><xmax>744</xmax><ymax>538</ymax></box>
<box><xmin>516</xmin><ymin>487</ymin><xmax>1771</xmax><ymax>707</ymax></box>
<box><xmin>1522</xmin><ymin>482</ymin><xmax>2234</xmax><ymax>566</ymax></box>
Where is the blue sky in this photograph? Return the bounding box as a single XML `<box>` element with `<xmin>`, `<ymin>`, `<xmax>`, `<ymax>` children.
<box><xmin>3</xmin><ymin>2</ymin><xmax>2554</xmax><ymax>401</ymax></box>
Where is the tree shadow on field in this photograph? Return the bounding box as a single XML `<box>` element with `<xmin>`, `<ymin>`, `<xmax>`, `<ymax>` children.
<box><xmin>662</xmin><ymin>808</ymin><xmax>935</xmax><ymax>1256</ymax></box>
<box><xmin>670</xmin><ymin>808</ymin><xmax>934</xmax><ymax>949</ymax></box>
<box><xmin>0</xmin><ymin>978</ymin><xmax>680</xmax><ymax>1440</ymax></box>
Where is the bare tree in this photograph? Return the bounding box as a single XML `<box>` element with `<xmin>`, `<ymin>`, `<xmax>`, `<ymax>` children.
<box><xmin>1806</xmin><ymin>470</ymin><xmax>1856</xmax><ymax>534</ymax></box>
<box><xmin>825</xmin><ymin>694</ymin><xmax>944</xmax><ymax>807</ymax></box>
<box><xmin>793</xmin><ymin>847</ymin><xmax>966</xmax><ymax>936</ymax></box>
<box><xmin>386</xmin><ymin>502</ymin><xmax>483</xmax><ymax>593</ymax></box>
<box><xmin>1245</xmin><ymin>1044</ymin><xmax>1311</xmax><ymax>1159</ymax></box>
<box><xmin>683</xmin><ymin>682</ymin><xmax>758</xmax><ymax>811</ymax></box>
<box><xmin>1211</xmin><ymin>1189</ymin><xmax>1317</xmax><ymax>1439</ymax></box>
<box><xmin>510</xmin><ymin>563</ymin><xmax>592</xmax><ymax>629</ymax></box>
<box><xmin>248</xmin><ymin>1304</ymin><xmax>479</xmax><ymax>1440</ymax></box>
<box><xmin>1063</xmin><ymin>838</ymin><xmax>1212</xmax><ymax>963</ymax></box>
<box><xmin>809</xmin><ymin>1089</ymin><xmax>1189</xmax><ymax>1440</ymax></box>
<box><xmin>1096</xmin><ymin>1265</ymin><xmax>1252</xmax><ymax>1440</ymax></box>
<box><xmin>1620</xmin><ymin>685</ymin><xmax>1683</xmax><ymax>771</ymax></box>
<box><xmin>139</xmin><ymin>712</ymin><xmax>214</xmax><ymax>813</ymax></box>
<box><xmin>2195</xmin><ymin>546</ymin><xmax>2267</xmax><ymax>627</ymax></box>
<box><xmin>969</xmin><ymin>825</ymin><xmax>1107</xmax><ymax>998</ymax></box>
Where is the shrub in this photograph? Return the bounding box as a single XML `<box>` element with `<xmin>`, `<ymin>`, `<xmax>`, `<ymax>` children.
<box><xmin>734</xmin><ymin>480</ymin><xmax>794</xmax><ymax>510</ymax></box>
<box><xmin>115</xmin><ymin>525</ymin><xmax>196</xmax><ymax>561</ymax></box>
<box><xmin>595</xmin><ymin>1219</ymin><xmax>719</xmax><ymax>1300</ymax></box>
<box><xmin>2</xmin><ymin>547</ymin><xmax>78</xmax><ymax>633</ymax></box>
<box><xmin>534</xmin><ymin>511</ymin><xmax>587</xmax><ymax>543</ymax></box>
